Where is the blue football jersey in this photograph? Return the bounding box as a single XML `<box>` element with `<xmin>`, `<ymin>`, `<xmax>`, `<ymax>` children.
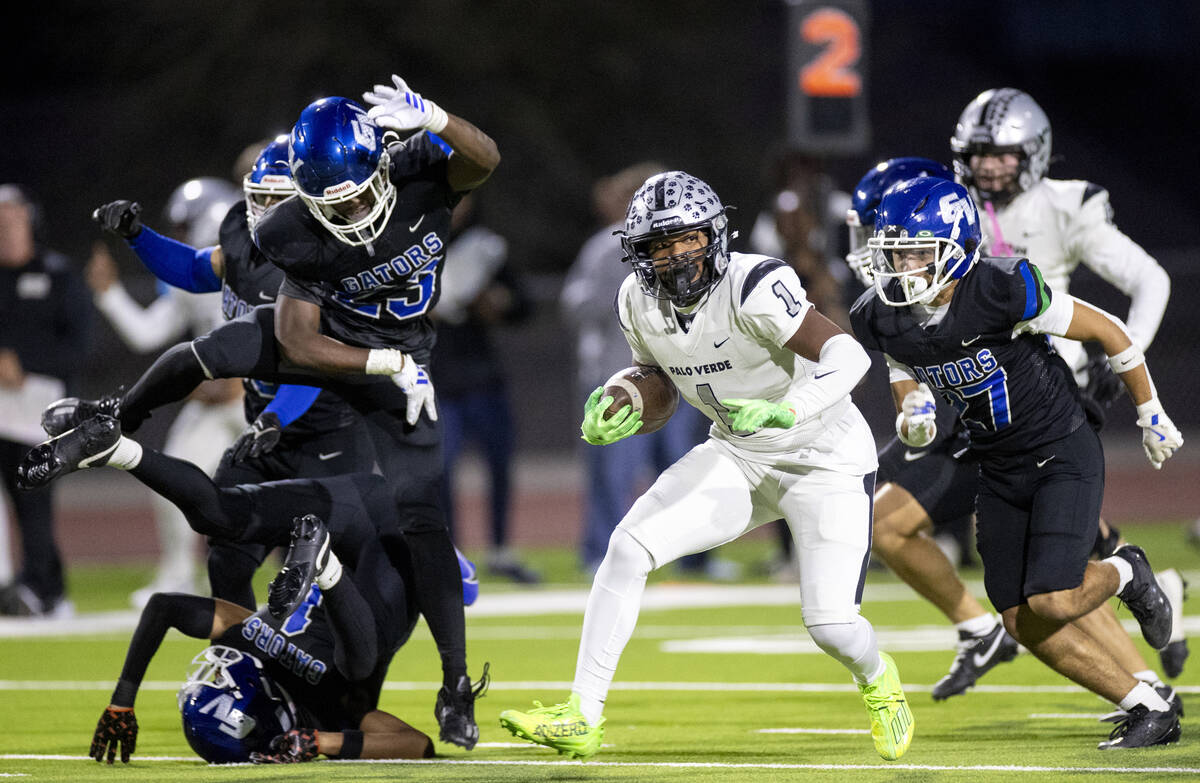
<box><xmin>850</xmin><ymin>257</ymin><xmax>1087</xmax><ymax>454</ymax></box>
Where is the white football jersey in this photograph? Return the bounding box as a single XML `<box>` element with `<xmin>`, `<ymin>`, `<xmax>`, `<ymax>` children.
<box><xmin>977</xmin><ymin>178</ymin><xmax>1168</xmax><ymax>375</ymax></box>
<box><xmin>616</xmin><ymin>252</ymin><xmax>876</xmax><ymax>474</ymax></box>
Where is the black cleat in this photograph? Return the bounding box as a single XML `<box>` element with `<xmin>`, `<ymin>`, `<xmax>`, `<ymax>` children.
<box><xmin>16</xmin><ymin>415</ymin><xmax>121</xmax><ymax>490</ymax></box>
<box><xmin>1114</xmin><ymin>546</ymin><xmax>1172</xmax><ymax>650</ymax></box>
<box><xmin>41</xmin><ymin>393</ymin><xmax>122</xmax><ymax>437</ymax></box>
<box><xmin>435</xmin><ymin>662</ymin><xmax>490</xmax><ymax>750</ymax></box>
<box><xmin>931</xmin><ymin>623</ymin><xmax>1020</xmax><ymax>701</ymax></box>
<box><xmin>1097</xmin><ymin>704</ymin><xmax>1180</xmax><ymax>749</ymax></box>
<box><xmin>1099</xmin><ymin>684</ymin><xmax>1184</xmax><ymax>724</ymax></box>
<box><xmin>1160</xmin><ymin>640</ymin><xmax>1190</xmax><ymax>680</ymax></box>
<box><xmin>266</xmin><ymin>515</ymin><xmax>330</xmax><ymax>619</ymax></box>
<box><xmin>1156</xmin><ymin>568</ymin><xmax>1189</xmax><ymax>678</ymax></box>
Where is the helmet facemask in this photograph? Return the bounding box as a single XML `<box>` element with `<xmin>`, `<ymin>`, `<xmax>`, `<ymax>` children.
<box><xmin>626</xmin><ymin>222</ymin><xmax>725</xmax><ymax>308</ymax></box>
<box><xmin>296</xmin><ymin>150</ymin><xmax>396</xmax><ymax>251</ymax></box>
<box><xmin>844</xmin><ymin>208</ymin><xmax>873</xmax><ymax>285</ymax></box>
<box><xmin>868</xmin><ymin>230</ymin><xmax>968</xmax><ymax>307</ymax></box>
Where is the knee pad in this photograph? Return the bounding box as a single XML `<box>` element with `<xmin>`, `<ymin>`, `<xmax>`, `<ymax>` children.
<box><xmin>598</xmin><ymin>528</ymin><xmax>655</xmax><ymax>585</ymax></box>
<box><xmin>807</xmin><ymin>616</ymin><xmax>876</xmax><ymax>667</ymax></box>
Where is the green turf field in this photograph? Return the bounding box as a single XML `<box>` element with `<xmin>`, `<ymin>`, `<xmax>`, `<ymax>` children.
<box><xmin>2</xmin><ymin>523</ymin><xmax>1197</xmax><ymax>782</ymax></box>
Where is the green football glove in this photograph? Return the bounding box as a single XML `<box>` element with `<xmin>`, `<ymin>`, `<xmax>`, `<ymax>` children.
<box><xmin>580</xmin><ymin>386</ymin><xmax>643</xmax><ymax>445</ymax></box>
<box><xmin>721</xmin><ymin>398</ymin><xmax>796</xmax><ymax>433</ymax></box>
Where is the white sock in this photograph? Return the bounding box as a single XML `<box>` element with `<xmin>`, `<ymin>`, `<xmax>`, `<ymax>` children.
<box><xmin>572</xmin><ymin>529</ymin><xmax>653</xmax><ymax>725</ymax></box>
<box><xmin>315</xmin><ymin>549</ymin><xmax>343</xmax><ymax>590</ymax></box>
<box><xmin>1118</xmin><ymin>681</ymin><xmax>1170</xmax><ymax>713</ymax></box>
<box><xmin>1104</xmin><ymin>554</ymin><xmax>1133</xmax><ymax>594</ymax></box>
<box><xmin>956</xmin><ymin>613</ymin><xmax>998</xmax><ymax>637</ymax></box>
<box><xmin>107</xmin><ymin>437</ymin><xmax>143</xmax><ymax>470</ymax></box>
<box><xmin>1132</xmin><ymin>669</ymin><xmax>1163</xmax><ymax>688</ymax></box>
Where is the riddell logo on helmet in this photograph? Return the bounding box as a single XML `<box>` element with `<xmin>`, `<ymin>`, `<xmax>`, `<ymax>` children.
<box><xmin>323</xmin><ymin>181</ymin><xmax>357</xmax><ymax>198</ymax></box>
<box><xmin>651</xmin><ymin>217</ymin><xmax>683</xmax><ymax>230</ymax></box>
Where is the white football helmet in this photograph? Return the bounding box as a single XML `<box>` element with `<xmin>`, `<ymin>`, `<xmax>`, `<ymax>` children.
<box><xmin>164</xmin><ymin>177</ymin><xmax>241</xmax><ymax>247</ymax></box>
<box><xmin>618</xmin><ymin>170</ymin><xmax>730</xmax><ymax>307</ymax></box>
<box><xmin>950</xmin><ymin>88</ymin><xmax>1051</xmax><ymax>204</ymax></box>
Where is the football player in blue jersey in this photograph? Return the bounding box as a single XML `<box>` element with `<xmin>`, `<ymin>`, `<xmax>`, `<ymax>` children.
<box><xmin>849</xmin><ymin>175</ymin><xmax>1183</xmax><ymax>749</ymax></box>
<box><xmin>90</xmin><ymin>135</ymin><xmax>377</xmax><ymax>611</ymax></box>
<box><xmin>17</xmin><ymin>415</ymin><xmax>481</xmax><ymax>764</ymax></box>
<box><xmin>49</xmin><ymin>74</ymin><xmax>498</xmax><ymax>750</ymax></box>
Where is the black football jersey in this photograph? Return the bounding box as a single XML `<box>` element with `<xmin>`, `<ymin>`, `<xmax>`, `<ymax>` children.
<box><xmin>216</xmin><ymin>203</ymin><xmax>356</xmax><ymax>436</ymax></box>
<box><xmin>254</xmin><ymin>132</ymin><xmax>460</xmax><ymax>361</ymax></box>
<box><xmin>850</xmin><ymin>257</ymin><xmax>1086</xmax><ymax>454</ymax></box>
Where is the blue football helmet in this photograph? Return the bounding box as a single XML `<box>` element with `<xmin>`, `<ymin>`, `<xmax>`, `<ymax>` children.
<box><xmin>618</xmin><ymin>171</ymin><xmax>731</xmax><ymax>308</ymax></box>
<box><xmin>867</xmin><ymin>177</ymin><xmax>981</xmax><ymax>307</ymax></box>
<box><xmin>845</xmin><ymin>157</ymin><xmax>953</xmax><ymax>286</ymax></box>
<box><xmin>177</xmin><ymin>646</ymin><xmax>296</xmax><ymax>764</ymax></box>
<box><xmin>243</xmin><ymin>134</ymin><xmax>294</xmax><ymax>233</ymax></box>
<box><xmin>288</xmin><ymin>97</ymin><xmax>396</xmax><ymax>249</ymax></box>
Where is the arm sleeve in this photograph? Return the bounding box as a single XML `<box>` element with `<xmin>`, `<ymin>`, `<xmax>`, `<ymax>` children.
<box><xmin>786</xmin><ymin>333</ymin><xmax>871</xmax><ymax>422</ymax></box>
<box><xmin>885</xmin><ymin>353</ymin><xmax>918</xmax><ymax>383</ymax></box>
<box><xmin>263</xmin><ymin>384</ymin><xmax>323</xmax><ymax>426</ymax></box>
<box><xmin>1068</xmin><ymin>190</ymin><xmax>1169</xmax><ymax>350</ymax></box>
<box><xmin>126</xmin><ymin>226</ymin><xmax>221</xmax><ymax>293</ymax></box>
<box><xmin>94</xmin><ymin>283</ymin><xmax>190</xmax><ymax>353</ymax></box>
<box><xmin>111</xmin><ymin>593</ymin><xmax>216</xmax><ymax>707</ymax></box>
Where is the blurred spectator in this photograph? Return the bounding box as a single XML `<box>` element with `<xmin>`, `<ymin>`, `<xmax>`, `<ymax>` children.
<box><xmin>561</xmin><ymin>164</ymin><xmax>739</xmax><ymax>579</ymax></box>
<box><xmin>432</xmin><ymin>193</ymin><xmax>540</xmax><ymax>584</ymax></box>
<box><xmin>86</xmin><ymin>177</ymin><xmax>245</xmax><ymax>607</ymax></box>
<box><xmin>0</xmin><ymin>184</ymin><xmax>92</xmax><ymax>617</ymax></box>
<box><xmin>748</xmin><ymin>148</ymin><xmax>854</xmax><ymax>581</ymax></box>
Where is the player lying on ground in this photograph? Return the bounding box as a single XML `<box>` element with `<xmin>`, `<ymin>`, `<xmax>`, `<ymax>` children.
<box><xmin>849</xmin><ymin>174</ymin><xmax>1183</xmax><ymax>749</ymax></box>
<box><xmin>500</xmin><ymin>170</ymin><xmax>913</xmax><ymax>762</ymax></box>
<box><xmin>16</xmin><ymin>416</ymin><xmax>484</xmax><ymax>762</ymax></box>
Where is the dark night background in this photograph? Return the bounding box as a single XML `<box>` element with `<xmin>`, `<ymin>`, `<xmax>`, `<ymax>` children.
<box><xmin>4</xmin><ymin>0</ymin><xmax>1198</xmax><ymax>454</ymax></box>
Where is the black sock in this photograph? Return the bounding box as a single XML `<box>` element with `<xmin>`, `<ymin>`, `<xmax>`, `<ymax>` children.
<box><xmin>128</xmin><ymin>450</ymin><xmax>237</xmax><ymax>539</ymax></box>
<box><xmin>401</xmin><ymin>527</ymin><xmax>467</xmax><ymax>685</ymax></box>
<box><xmin>120</xmin><ymin>343</ymin><xmax>209</xmax><ymax>432</ymax></box>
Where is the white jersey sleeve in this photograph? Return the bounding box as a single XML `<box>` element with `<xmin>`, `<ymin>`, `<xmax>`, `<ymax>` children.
<box><xmin>1062</xmin><ymin>185</ymin><xmax>1169</xmax><ymax>350</ymax></box>
<box><xmin>615</xmin><ymin>274</ymin><xmax>655</xmax><ymax>367</ymax></box>
<box><xmin>734</xmin><ymin>259</ymin><xmax>813</xmax><ymax>347</ymax></box>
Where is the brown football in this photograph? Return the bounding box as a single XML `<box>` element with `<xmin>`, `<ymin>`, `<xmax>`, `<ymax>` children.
<box><xmin>602</xmin><ymin>365</ymin><xmax>679</xmax><ymax>435</ymax></box>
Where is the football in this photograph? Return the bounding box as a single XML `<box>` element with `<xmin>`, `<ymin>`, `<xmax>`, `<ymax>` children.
<box><xmin>602</xmin><ymin>365</ymin><xmax>679</xmax><ymax>435</ymax></box>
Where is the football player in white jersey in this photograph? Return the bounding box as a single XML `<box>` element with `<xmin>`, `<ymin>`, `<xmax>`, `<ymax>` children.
<box><xmin>499</xmin><ymin>171</ymin><xmax>913</xmax><ymax>762</ymax></box>
<box><xmin>952</xmin><ymin>88</ymin><xmax>1187</xmax><ymax>678</ymax></box>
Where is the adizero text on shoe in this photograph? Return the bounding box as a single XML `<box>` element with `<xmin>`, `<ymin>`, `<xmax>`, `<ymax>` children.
<box><xmin>41</xmin><ymin>395</ymin><xmax>121</xmax><ymax>437</ymax></box>
<box><xmin>16</xmin><ymin>415</ymin><xmax>121</xmax><ymax>489</ymax></box>
<box><xmin>931</xmin><ymin>624</ymin><xmax>1020</xmax><ymax>701</ymax></box>
<box><xmin>859</xmin><ymin>652</ymin><xmax>914</xmax><ymax>760</ymax></box>
<box><xmin>1097</xmin><ymin>704</ymin><xmax>1181</xmax><ymax>749</ymax></box>
<box><xmin>436</xmin><ymin>663</ymin><xmax>490</xmax><ymax>750</ymax></box>
<box><xmin>498</xmin><ymin>692</ymin><xmax>605</xmax><ymax>760</ymax></box>
<box><xmin>267</xmin><ymin>515</ymin><xmax>330</xmax><ymax>619</ymax></box>
<box><xmin>1115</xmin><ymin>546</ymin><xmax>1172</xmax><ymax>650</ymax></box>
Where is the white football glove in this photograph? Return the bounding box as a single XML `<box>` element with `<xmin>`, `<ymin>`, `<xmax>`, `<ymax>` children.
<box><xmin>1135</xmin><ymin>399</ymin><xmax>1183</xmax><ymax>470</ymax></box>
<box><xmin>896</xmin><ymin>383</ymin><xmax>937</xmax><ymax>447</ymax></box>
<box><xmin>364</xmin><ymin>348</ymin><xmax>438</xmax><ymax>425</ymax></box>
<box><xmin>362</xmin><ymin>74</ymin><xmax>448</xmax><ymax>134</ymax></box>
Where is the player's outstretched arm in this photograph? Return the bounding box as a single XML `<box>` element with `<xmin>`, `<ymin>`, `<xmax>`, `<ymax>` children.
<box><xmin>252</xmin><ymin>710</ymin><xmax>434</xmax><ymax>763</ymax></box>
<box><xmin>92</xmin><ymin>595</ymin><xmax>250</xmax><ymax>763</ymax></box>
<box><xmin>275</xmin><ymin>294</ymin><xmax>373</xmax><ymax>374</ymax></box>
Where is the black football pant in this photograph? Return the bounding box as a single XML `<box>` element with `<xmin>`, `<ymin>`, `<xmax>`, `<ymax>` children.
<box><xmin>114</xmin><ymin>305</ymin><xmax>466</xmax><ymax>685</ymax></box>
<box><xmin>0</xmin><ymin>438</ymin><xmax>64</xmax><ymax>609</ymax></box>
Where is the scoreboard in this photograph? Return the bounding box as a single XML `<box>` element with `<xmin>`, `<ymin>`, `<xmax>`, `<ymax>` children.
<box><xmin>785</xmin><ymin>0</ymin><xmax>870</xmax><ymax>155</ymax></box>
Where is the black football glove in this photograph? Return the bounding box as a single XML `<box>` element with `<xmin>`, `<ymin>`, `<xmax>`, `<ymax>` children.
<box><xmin>90</xmin><ymin>706</ymin><xmax>138</xmax><ymax>764</ymax></box>
<box><xmin>230</xmin><ymin>411</ymin><xmax>282</xmax><ymax>462</ymax></box>
<box><xmin>249</xmin><ymin>728</ymin><xmax>320</xmax><ymax>763</ymax></box>
<box><xmin>1083</xmin><ymin>349</ymin><xmax>1124</xmax><ymax>409</ymax></box>
<box><xmin>92</xmin><ymin>200</ymin><xmax>144</xmax><ymax>239</ymax></box>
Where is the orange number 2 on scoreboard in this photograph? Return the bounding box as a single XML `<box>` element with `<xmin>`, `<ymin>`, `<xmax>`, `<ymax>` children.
<box><xmin>798</xmin><ymin>7</ymin><xmax>862</xmax><ymax>98</ymax></box>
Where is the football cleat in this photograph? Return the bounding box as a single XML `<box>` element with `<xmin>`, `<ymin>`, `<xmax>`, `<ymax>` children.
<box><xmin>267</xmin><ymin>515</ymin><xmax>330</xmax><ymax>620</ymax></box>
<box><xmin>436</xmin><ymin>663</ymin><xmax>490</xmax><ymax>750</ymax></box>
<box><xmin>1114</xmin><ymin>546</ymin><xmax>1172</xmax><ymax>650</ymax></box>
<box><xmin>1155</xmin><ymin>568</ymin><xmax>1189</xmax><ymax>678</ymax></box>
<box><xmin>41</xmin><ymin>393</ymin><xmax>122</xmax><ymax>437</ymax></box>
<box><xmin>17</xmin><ymin>415</ymin><xmax>121</xmax><ymax>490</ymax></box>
<box><xmin>859</xmin><ymin>652</ymin><xmax>914</xmax><ymax>760</ymax></box>
<box><xmin>931</xmin><ymin>623</ymin><xmax>1020</xmax><ymax>701</ymax></box>
<box><xmin>1097</xmin><ymin>704</ymin><xmax>1180</xmax><ymax>749</ymax></box>
<box><xmin>498</xmin><ymin>692</ymin><xmax>605</xmax><ymax>760</ymax></box>
<box><xmin>1101</xmin><ymin>684</ymin><xmax>1184</xmax><ymax>723</ymax></box>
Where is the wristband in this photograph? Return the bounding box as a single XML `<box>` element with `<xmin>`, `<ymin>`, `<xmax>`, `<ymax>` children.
<box><xmin>424</xmin><ymin>102</ymin><xmax>448</xmax><ymax>133</ymax></box>
<box><xmin>365</xmin><ymin>348</ymin><xmax>408</xmax><ymax>376</ymax></box>
<box><xmin>1108</xmin><ymin>344</ymin><xmax>1145</xmax><ymax>375</ymax></box>
<box><xmin>332</xmin><ymin>730</ymin><xmax>363</xmax><ymax>759</ymax></box>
